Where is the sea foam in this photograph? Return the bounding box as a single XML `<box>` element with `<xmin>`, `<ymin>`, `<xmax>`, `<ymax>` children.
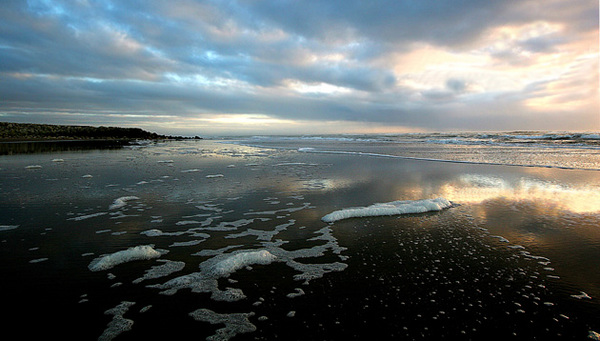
<box><xmin>109</xmin><ymin>196</ymin><xmax>140</xmax><ymax>210</ymax></box>
<box><xmin>189</xmin><ymin>309</ymin><xmax>256</xmax><ymax>341</ymax></box>
<box><xmin>0</xmin><ymin>225</ymin><xmax>19</xmax><ymax>231</ymax></box>
<box><xmin>68</xmin><ymin>212</ymin><xmax>108</xmax><ymax>221</ymax></box>
<box><xmin>322</xmin><ymin>197</ymin><xmax>452</xmax><ymax>223</ymax></box>
<box><xmin>150</xmin><ymin>249</ymin><xmax>277</xmax><ymax>301</ymax></box>
<box><xmin>99</xmin><ymin>301</ymin><xmax>135</xmax><ymax>341</ymax></box>
<box><xmin>88</xmin><ymin>245</ymin><xmax>163</xmax><ymax>271</ymax></box>
<box><xmin>208</xmin><ymin>250</ymin><xmax>277</xmax><ymax>277</ymax></box>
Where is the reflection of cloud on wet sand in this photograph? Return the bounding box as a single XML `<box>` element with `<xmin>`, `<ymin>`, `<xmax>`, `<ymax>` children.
<box><xmin>439</xmin><ymin>174</ymin><xmax>600</xmax><ymax>214</ymax></box>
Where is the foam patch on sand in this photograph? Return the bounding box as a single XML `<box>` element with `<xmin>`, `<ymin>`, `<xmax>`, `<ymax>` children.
<box><xmin>133</xmin><ymin>260</ymin><xmax>185</xmax><ymax>284</ymax></box>
<box><xmin>0</xmin><ymin>225</ymin><xmax>19</xmax><ymax>231</ymax></box>
<box><xmin>109</xmin><ymin>196</ymin><xmax>140</xmax><ymax>210</ymax></box>
<box><xmin>68</xmin><ymin>212</ymin><xmax>108</xmax><ymax>221</ymax></box>
<box><xmin>150</xmin><ymin>249</ymin><xmax>277</xmax><ymax>301</ymax></box>
<box><xmin>150</xmin><ymin>217</ymin><xmax>348</xmax><ymax>299</ymax></box>
<box><xmin>199</xmin><ymin>218</ymin><xmax>268</xmax><ymax>232</ymax></box>
<box><xmin>88</xmin><ymin>245</ymin><xmax>164</xmax><ymax>271</ymax></box>
<box><xmin>189</xmin><ymin>308</ymin><xmax>256</xmax><ymax>341</ymax></box>
<box><xmin>208</xmin><ymin>250</ymin><xmax>277</xmax><ymax>277</ymax></box>
<box><xmin>99</xmin><ymin>301</ymin><xmax>135</xmax><ymax>341</ymax></box>
<box><xmin>322</xmin><ymin>197</ymin><xmax>452</xmax><ymax>223</ymax></box>
<box><xmin>141</xmin><ymin>229</ymin><xmax>190</xmax><ymax>237</ymax></box>
<box><xmin>225</xmin><ymin>220</ymin><xmax>294</xmax><ymax>241</ymax></box>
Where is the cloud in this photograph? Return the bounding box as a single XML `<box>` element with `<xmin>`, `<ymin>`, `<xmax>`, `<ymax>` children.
<box><xmin>245</xmin><ymin>0</ymin><xmax>507</xmax><ymax>47</ymax></box>
<box><xmin>0</xmin><ymin>0</ymin><xmax>597</xmax><ymax>134</ymax></box>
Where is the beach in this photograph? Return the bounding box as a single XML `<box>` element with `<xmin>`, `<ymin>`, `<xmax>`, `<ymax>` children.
<box><xmin>1</xmin><ymin>135</ymin><xmax>599</xmax><ymax>340</ymax></box>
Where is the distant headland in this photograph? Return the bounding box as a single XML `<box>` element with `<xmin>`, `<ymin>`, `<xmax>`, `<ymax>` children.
<box><xmin>0</xmin><ymin>122</ymin><xmax>199</xmax><ymax>141</ymax></box>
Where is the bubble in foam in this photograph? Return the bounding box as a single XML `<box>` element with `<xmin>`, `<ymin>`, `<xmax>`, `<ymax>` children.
<box><xmin>181</xmin><ymin>168</ymin><xmax>201</xmax><ymax>173</ymax></box>
<box><xmin>286</xmin><ymin>288</ymin><xmax>305</xmax><ymax>298</ymax></box>
<box><xmin>570</xmin><ymin>291</ymin><xmax>591</xmax><ymax>300</ymax></box>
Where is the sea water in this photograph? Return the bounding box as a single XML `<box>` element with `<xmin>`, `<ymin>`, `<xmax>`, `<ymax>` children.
<box><xmin>0</xmin><ymin>134</ymin><xmax>599</xmax><ymax>340</ymax></box>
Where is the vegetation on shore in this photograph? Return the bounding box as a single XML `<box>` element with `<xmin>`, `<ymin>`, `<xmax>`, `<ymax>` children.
<box><xmin>0</xmin><ymin>122</ymin><xmax>196</xmax><ymax>141</ymax></box>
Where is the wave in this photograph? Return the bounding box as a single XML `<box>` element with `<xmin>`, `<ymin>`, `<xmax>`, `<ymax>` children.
<box><xmin>246</xmin><ymin>132</ymin><xmax>600</xmax><ymax>149</ymax></box>
<box><xmin>296</xmin><ymin>148</ymin><xmax>600</xmax><ymax>171</ymax></box>
<box><xmin>232</xmin><ymin>131</ymin><xmax>600</xmax><ymax>171</ymax></box>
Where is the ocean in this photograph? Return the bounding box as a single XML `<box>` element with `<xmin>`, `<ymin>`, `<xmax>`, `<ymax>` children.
<box><xmin>1</xmin><ymin>132</ymin><xmax>599</xmax><ymax>340</ymax></box>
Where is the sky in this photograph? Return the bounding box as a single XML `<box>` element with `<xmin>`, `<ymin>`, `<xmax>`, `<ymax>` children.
<box><xmin>0</xmin><ymin>0</ymin><xmax>598</xmax><ymax>136</ymax></box>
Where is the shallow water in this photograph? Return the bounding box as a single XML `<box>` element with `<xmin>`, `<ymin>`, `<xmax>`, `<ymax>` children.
<box><xmin>0</xmin><ymin>138</ymin><xmax>599</xmax><ymax>340</ymax></box>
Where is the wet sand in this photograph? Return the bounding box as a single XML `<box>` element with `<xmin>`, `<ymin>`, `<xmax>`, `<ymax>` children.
<box><xmin>0</xmin><ymin>139</ymin><xmax>598</xmax><ymax>339</ymax></box>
